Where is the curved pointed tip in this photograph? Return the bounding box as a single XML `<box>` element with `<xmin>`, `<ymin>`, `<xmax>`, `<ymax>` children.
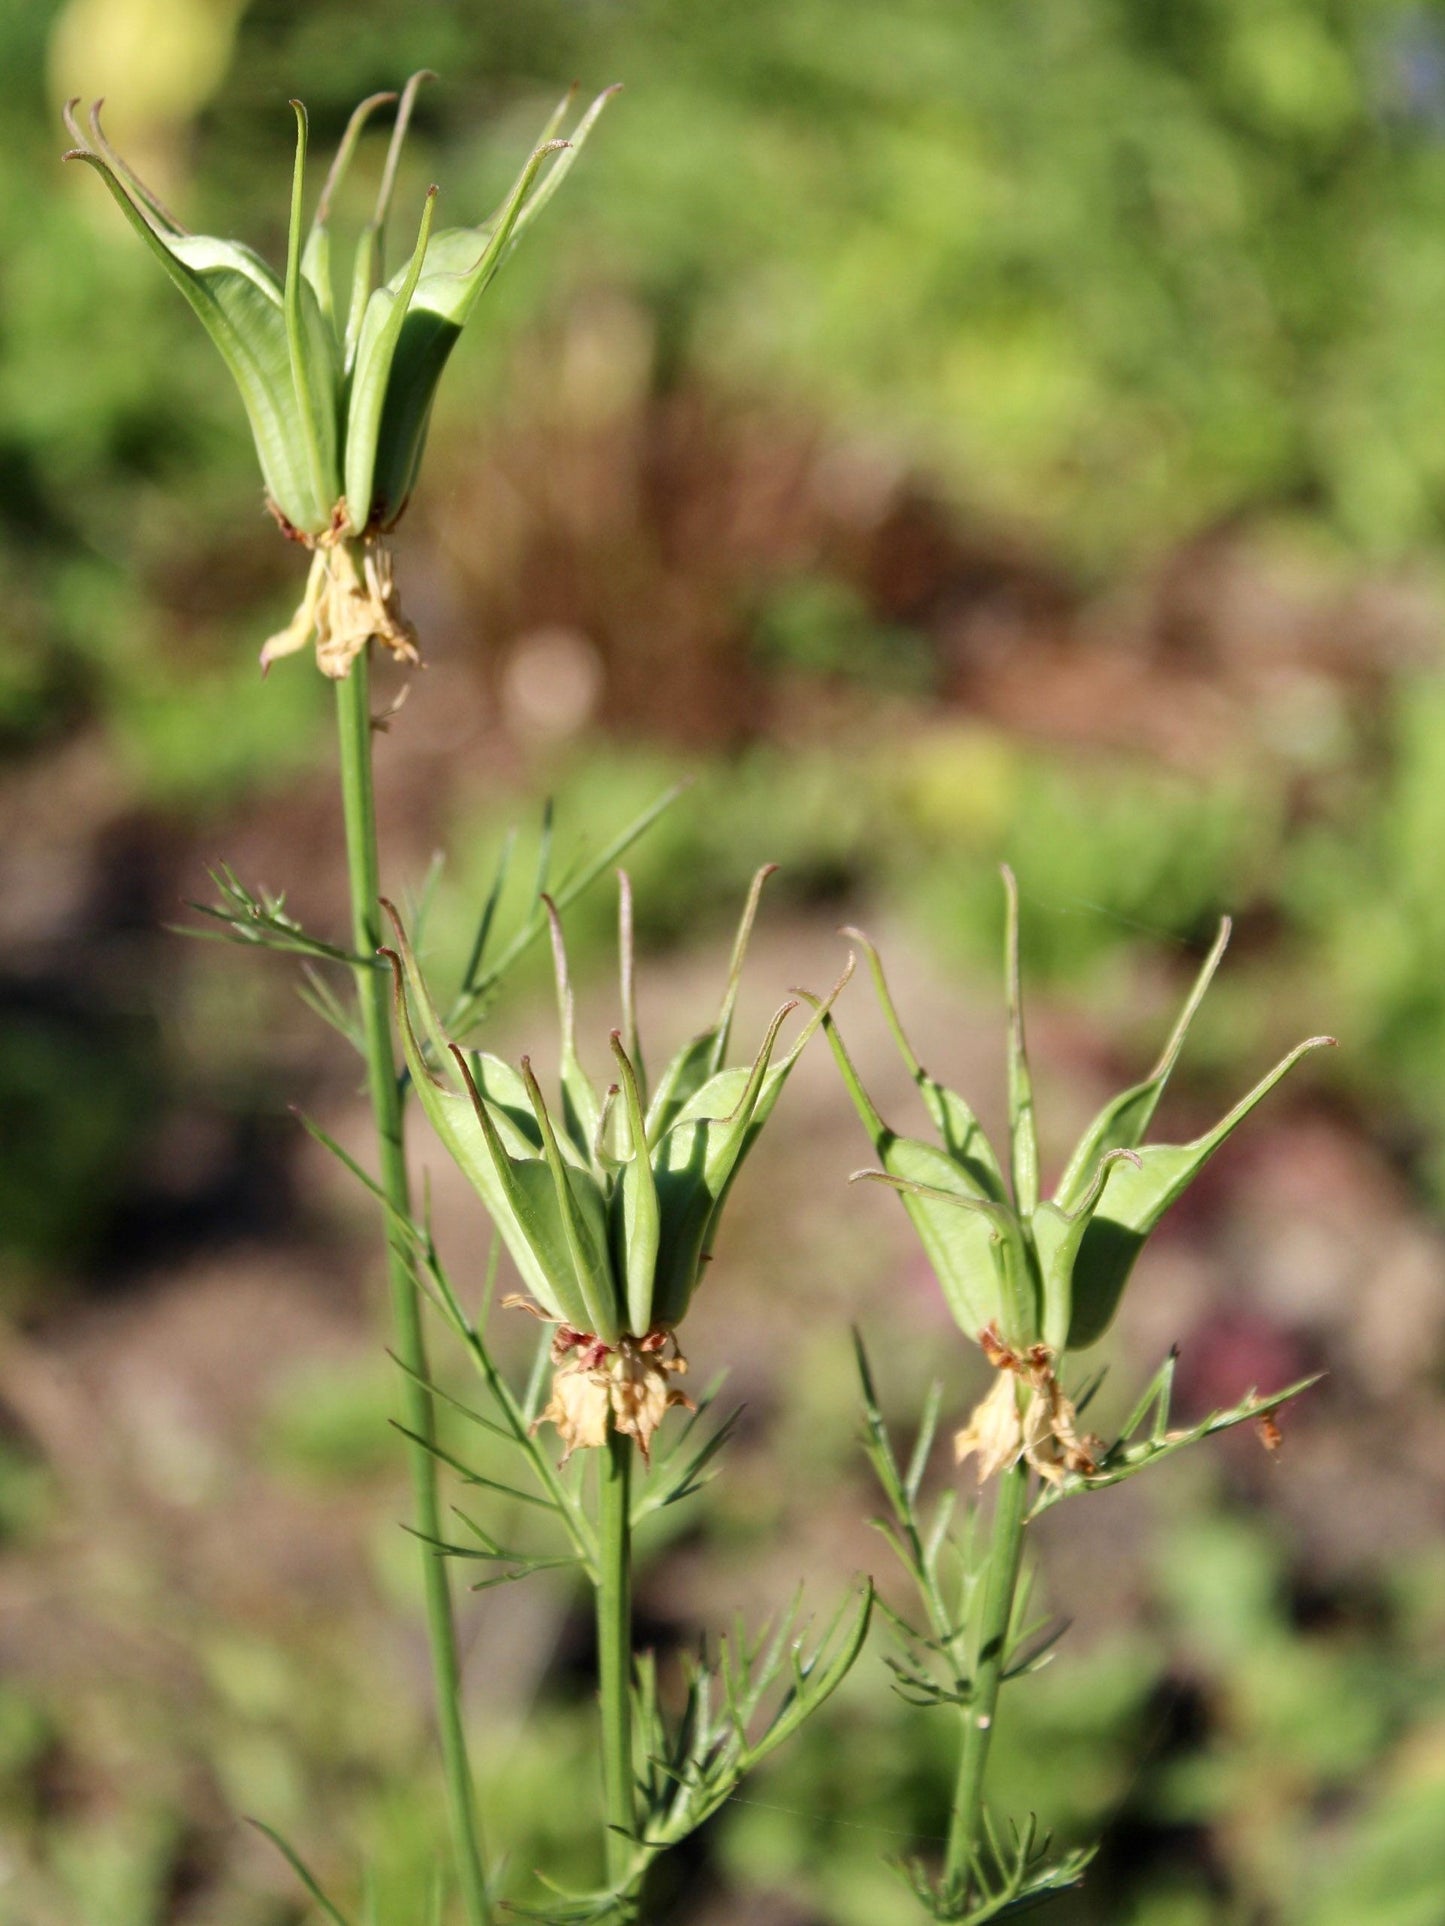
<box><xmin>377</xmin><ymin>945</ymin><xmax>404</xmax><ymax>990</ymax></box>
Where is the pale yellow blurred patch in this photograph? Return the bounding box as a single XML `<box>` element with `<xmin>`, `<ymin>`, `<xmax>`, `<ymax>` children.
<box><xmin>49</xmin><ymin>0</ymin><xmax>247</xmax><ymax>197</ymax></box>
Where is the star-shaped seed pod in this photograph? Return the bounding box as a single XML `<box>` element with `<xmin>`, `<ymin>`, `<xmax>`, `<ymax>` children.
<box><xmin>826</xmin><ymin>869</ymin><xmax>1333</xmax><ymax>1484</ymax></box>
<box><xmin>382</xmin><ymin>869</ymin><xmax>852</xmax><ymax>1461</ymax></box>
<box><xmin>64</xmin><ymin>76</ymin><xmax>616</xmax><ymax>677</ymax></box>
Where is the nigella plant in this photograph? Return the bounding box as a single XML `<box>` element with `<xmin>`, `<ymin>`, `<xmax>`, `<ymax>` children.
<box><xmin>386</xmin><ymin>867</ymin><xmax>851</xmax><ymax>1463</ymax></box>
<box><xmin>67</xmin><ymin>77</ymin><xmax>621</xmax><ymax>1926</ymax></box>
<box><xmin>379</xmin><ymin>870</ymin><xmax>869</xmax><ymax>1918</ymax></box>
<box><xmin>831</xmin><ymin>872</ymin><xmax>1331</xmax><ymax>1922</ymax></box>
<box><xmin>64</xmin><ymin>74</ymin><xmax>614</xmax><ymax>677</ymax></box>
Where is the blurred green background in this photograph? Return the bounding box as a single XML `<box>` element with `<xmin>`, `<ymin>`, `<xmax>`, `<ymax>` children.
<box><xmin>3</xmin><ymin>0</ymin><xmax>1445</xmax><ymax>1921</ymax></box>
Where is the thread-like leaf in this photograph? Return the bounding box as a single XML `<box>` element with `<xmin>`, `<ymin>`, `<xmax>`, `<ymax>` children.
<box><xmin>521</xmin><ymin>1059</ymin><xmax>620</xmax><ymax>1342</ymax></box>
<box><xmin>611</xmin><ymin>1033</ymin><xmax>661</xmax><ymax>1335</ymax></box>
<box><xmin>283</xmin><ymin>102</ymin><xmax>341</xmax><ymax>518</ymax></box>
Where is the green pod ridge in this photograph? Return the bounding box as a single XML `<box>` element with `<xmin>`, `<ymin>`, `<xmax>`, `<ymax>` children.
<box><xmin>610</xmin><ymin>1033</ymin><xmax>661</xmax><ymax>1337</ymax></box>
<box><xmin>381</xmin><ymin>941</ymin><xmax>578</xmax><ymax>1325</ymax></box>
<box><xmin>343</xmin><ymin>183</ymin><xmax>438</xmax><ymax>531</ymax></box>
<box><xmin>1032</xmin><ymin>1146</ymin><xmax>1143</xmax><ymax>1354</ymax></box>
<box><xmin>650</xmin><ymin>1000</ymin><xmax>796</xmax><ymax>1330</ymax></box>
<box><xmin>283</xmin><ymin>103</ymin><xmax>342</xmax><ymax>522</ymax></box>
<box><xmin>1053</xmin><ymin>916</ymin><xmax>1231</xmax><ymax>1210</ymax></box>
<box><xmin>462</xmin><ymin>1051</ymin><xmax>545</xmax><ymax>1160</ymax></box>
<box><xmin>521</xmin><ymin>1059</ymin><xmax>621</xmax><ymax>1345</ymax></box>
<box><xmin>822</xmin><ymin>1007</ymin><xmax>1007</xmax><ymax>1336</ymax></box>
<box><xmin>843</xmin><ymin>924</ymin><xmax>1006</xmax><ymax>1201</ymax></box>
<box><xmin>1065</xmin><ymin>1033</ymin><xmax>1335</xmax><ymax>1351</ymax></box>
<box><xmin>450</xmin><ymin>1049</ymin><xmax>596</xmax><ymax>1335</ymax></box>
<box><xmin>361</xmin><ymin>127</ymin><xmax>571</xmax><ymax>528</ymax></box>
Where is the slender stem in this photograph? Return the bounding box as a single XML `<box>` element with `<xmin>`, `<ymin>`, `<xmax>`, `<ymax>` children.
<box><xmin>335</xmin><ymin>635</ymin><xmax>491</xmax><ymax>1926</ymax></box>
<box><xmin>597</xmin><ymin>1429</ymin><xmax>636</xmax><ymax>1891</ymax></box>
<box><xmin>945</xmin><ymin>1456</ymin><xmax>1030</xmax><ymax>1898</ymax></box>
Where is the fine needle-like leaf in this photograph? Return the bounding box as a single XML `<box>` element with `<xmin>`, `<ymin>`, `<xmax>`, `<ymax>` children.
<box><xmin>461</xmin><ymin>827</ymin><xmax>517</xmax><ymax>993</ymax></box>
<box><xmin>248</xmin><ymin>1819</ymin><xmax>353</xmax><ymax>1926</ymax></box>
<box><xmin>448</xmin><ymin>782</ymin><xmax>686</xmax><ymax>1035</ymax></box>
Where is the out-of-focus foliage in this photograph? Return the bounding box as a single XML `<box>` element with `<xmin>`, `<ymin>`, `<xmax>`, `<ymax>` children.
<box><xmin>14</xmin><ymin>0</ymin><xmax>1445</xmax><ymax>780</ymax></box>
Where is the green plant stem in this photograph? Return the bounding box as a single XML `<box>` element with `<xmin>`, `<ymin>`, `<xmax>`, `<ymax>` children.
<box><xmin>336</xmin><ymin>637</ymin><xmax>490</xmax><ymax>1926</ymax></box>
<box><xmin>945</xmin><ymin>1456</ymin><xmax>1030</xmax><ymax>1899</ymax></box>
<box><xmin>597</xmin><ymin>1429</ymin><xmax>636</xmax><ymax>1891</ymax></box>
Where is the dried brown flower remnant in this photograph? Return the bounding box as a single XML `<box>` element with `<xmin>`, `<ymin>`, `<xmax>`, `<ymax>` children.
<box><xmin>534</xmin><ymin>1323</ymin><xmax>694</xmax><ymax>1465</ymax></box>
<box><xmin>261</xmin><ymin>542</ymin><xmax>421</xmax><ymax>679</ymax></box>
<box><xmin>955</xmin><ymin>1324</ymin><xmax>1102</xmax><ymax>1487</ymax></box>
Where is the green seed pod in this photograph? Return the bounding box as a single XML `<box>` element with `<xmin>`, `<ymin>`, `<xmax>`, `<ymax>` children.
<box><xmin>384</xmin><ymin>873</ymin><xmax>850</xmax><ymax>1358</ymax></box>
<box><xmin>831</xmin><ymin>872</ymin><xmax>1334</xmax><ymax>1359</ymax></box>
<box><xmin>64</xmin><ymin>77</ymin><xmax>617</xmax><ymax>669</ymax></box>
